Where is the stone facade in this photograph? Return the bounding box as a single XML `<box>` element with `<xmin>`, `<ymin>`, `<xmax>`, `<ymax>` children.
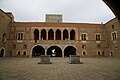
<box><xmin>105</xmin><ymin>18</ymin><xmax>120</xmax><ymax>57</ymax></box>
<box><xmin>0</xmin><ymin>9</ymin><xmax>120</xmax><ymax>58</ymax></box>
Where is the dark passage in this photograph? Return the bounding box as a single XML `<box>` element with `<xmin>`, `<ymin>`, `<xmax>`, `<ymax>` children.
<box><xmin>47</xmin><ymin>46</ymin><xmax>62</xmax><ymax>57</ymax></box>
<box><xmin>32</xmin><ymin>46</ymin><xmax>45</xmax><ymax>57</ymax></box>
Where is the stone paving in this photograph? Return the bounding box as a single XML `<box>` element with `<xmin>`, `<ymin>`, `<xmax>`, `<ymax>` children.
<box><xmin>0</xmin><ymin>57</ymin><xmax>120</xmax><ymax>80</ymax></box>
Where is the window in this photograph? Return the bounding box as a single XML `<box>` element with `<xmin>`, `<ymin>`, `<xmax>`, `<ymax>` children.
<box><xmin>97</xmin><ymin>51</ymin><xmax>101</xmax><ymax>56</ymax></box>
<box><xmin>23</xmin><ymin>51</ymin><xmax>26</xmax><ymax>55</ymax></box>
<box><xmin>81</xmin><ymin>33</ymin><xmax>87</xmax><ymax>40</ymax></box>
<box><xmin>112</xmin><ymin>25</ymin><xmax>114</xmax><ymax>29</ymax></box>
<box><xmin>2</xmin><ymin>33</ymin><xmax>7</xmax><ymax>43</ymax></box>
<box><xmin>17</xmin><ymin>51</ymin><xmax>20</xmax><ymax>55</ymax></box>
<box><xmin>16</xmin><ymin>32</ymin><xmax>23</xmax><ymax>40</ymax></box>
<box><xmin>83</xmin><ymin>52</ymin><xmax>86</xmax><ymax>55</ymax></box>
<box><xmin>111</xmin><ymin>31</ymin><xmax>117</xmax><ymax>40</ymax></box>
<box><xmin>82</xmin><ymin>45</ymin><xmax>86</xmax><ymax>49</ymax></box>
<box><xmin>96</xmin><ymin>34</ymin><xmax>101</xmax><ymax>41</ymax></box>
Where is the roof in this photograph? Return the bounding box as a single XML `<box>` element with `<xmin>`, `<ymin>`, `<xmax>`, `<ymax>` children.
<box><xmin>9</xmin><ymin>22</ymin><xmax>104</xmax><ymax>28</ymax></box>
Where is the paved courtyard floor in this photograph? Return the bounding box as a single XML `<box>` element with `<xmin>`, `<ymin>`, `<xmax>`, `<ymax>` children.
<box><xmin>0</xmin><ymin>57</ymin><xmax>120</xmax><ymax>80</ymax></box>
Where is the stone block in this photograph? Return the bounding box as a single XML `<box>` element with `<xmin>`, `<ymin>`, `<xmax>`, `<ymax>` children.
<box><xmin>69</xmin><ymin>55</ymin><xmax>83</xmax><ymax>64</ymax></box>
<box><xmin>38</xmin><ymin>55</ymin><xmax>52</xmax><ymax>64</ymax></box>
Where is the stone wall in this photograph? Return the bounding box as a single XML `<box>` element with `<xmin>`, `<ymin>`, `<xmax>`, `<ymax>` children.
<box><xmin>0</xmin><ymin>9</ymin><xmax>11</xmax><ymax>57</ymax></box>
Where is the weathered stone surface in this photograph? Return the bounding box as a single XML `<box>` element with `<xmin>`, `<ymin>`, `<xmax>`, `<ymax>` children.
<box><xmin>38</xmin><ymin>55</ymin><xmax>52</xmax><ymax>64</ymax></box>
<box><xmin>69</xmin><ymin>55</ymin><xmax>83</xmax><ymax>64</ymax></box>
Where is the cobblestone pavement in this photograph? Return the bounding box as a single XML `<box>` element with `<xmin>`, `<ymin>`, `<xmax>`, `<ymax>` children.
<box><xmin>0</xmin><ymin>57</ymin><xmax>120</xmax><ymax>80</ymax></box>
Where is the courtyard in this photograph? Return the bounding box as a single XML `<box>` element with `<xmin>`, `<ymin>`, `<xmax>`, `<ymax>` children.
<box><xmin>0</xmin><ymin>57</ymin><xmax>120</xmax><ymax>80</ymax></box>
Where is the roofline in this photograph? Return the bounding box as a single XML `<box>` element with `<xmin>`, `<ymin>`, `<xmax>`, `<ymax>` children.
<box><xmin>0</xmin><ymin>9</ymin><xmax>12</xmax><ymax>18</ymax></box>
<box><xmin>10</xmin><ymin>22</ymin><xmax>103</xmax><ymax>25</ymax></box>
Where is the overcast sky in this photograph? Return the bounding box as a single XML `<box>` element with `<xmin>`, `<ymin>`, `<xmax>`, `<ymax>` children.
<box><xmin>0</xmin><ymin>0</ymin><xmax>115</xmax><ymax>23</ymax></box>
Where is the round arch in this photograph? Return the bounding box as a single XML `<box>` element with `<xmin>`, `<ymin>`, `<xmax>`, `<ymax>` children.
<box><xmin>34</xmin><ymin>29</ymin><xmax>39</xmax><ymax>40</ymax></box>
<box><xmin>64</xmin><ymin>46</ymin><xmax>76</xmax><ymax>57</ymax></box>
<box><xmin>47</xmin><ymin>46</ymin><xmax>62</xmax><ymax>57</ymax></box>
<box><xmin>41</xmin><ymin>29</ymin><xmax>46</xmax><ymax>40</ymax></box>
<box><xmin>48</xmin><ymin>29</ymin><xmax>54</xmax><ymax>40</ymax></box>
<box><xmin>70</xmin><ymin>29</ymin><xmax>75</xmax><ymax>40</ymax></box>
<box><xmin>63</xmin><ymin>29</ymin><xmax>69</xmax><ymax>40</ymax></box>
<box><xmin>32</xmin><ymin>45</ymin><xmax>45</xmax><ymax>57</ymax></box>
<box><xmin>56</xmin><ymin>29</ymin><xmax>61</xmax><ymax>40</ymax></box>
<box><xmin>0</xmin><ymin>48</ymin><xmax>5</xmax><ymax>57</ymax></box>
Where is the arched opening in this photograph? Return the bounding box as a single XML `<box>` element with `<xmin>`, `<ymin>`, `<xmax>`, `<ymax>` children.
<box><xmin>23</xmin><ymin>51</ymin><xmax>26</xmax><ymax>55</ymax></box>
<box><xmin>2</xmin><ymin>33</ymin><xmax>7</xmax><ymax>43</ymax></box>
<box><xmin>56</xmin><ymin>29</ymin><xmax>61</xmax><ymax>40</ymax></box>
<box><xmin>48</xmin><ymin>29</ymin><xmax>54</xmax><ymax>40</ymax></box>
<box><xmin>0</xmin><ymin>49</ymin><xmax>5</xmax><ymax>57</ymax></box>
<box><xmin>32</xmin><ymin>45</ymin><xmax>45</xmax><ymax>57</ymax></box>
<box><xmin>34</xmin><ymin>29</ymin><xmax>39</xmax><ymax>41</ymax></box>
<box><xmin>17</xmin><ymin>51</ymin><xmax>20</xmax><ymax>55</ymax></box>
<box><xmin>110</xmin><ymin>51</ymin><xmax>114</xmax><ymax>57</ymax></box>
<box><xmin>97</xmin><ymin>51</ymin><xmax>101</xmax><ymax>56</ymax></box>
<box><xmin>64</xmin><ymin>46</ymin><xmax>76</xmax><ymax>57</ymax></box>
<box><xmin>70</xmin><ymin>30</ymin><xmax>75</xmax><ymax>40</ymax></box>
<box><xmin>63</xmin><ymin>29</ymin><xmax>69</xmax><ymax>40</ymax></box>
<box><xmin>41</xmin><ymin>29</ymin><xmax>46</xmax><ymax>40</ymax></box>
<box><xmin>83</xmin><ymin>51</ymin><xmax>87</xmax><ymax>56</ymax></box>
<box><xmin>47</xmin><ymin>46</ymin><xmax>62</xmax><ymax>57</ymax></box>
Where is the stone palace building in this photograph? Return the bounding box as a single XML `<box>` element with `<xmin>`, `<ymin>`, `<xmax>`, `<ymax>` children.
<box><xmin>0</xmin><ymin>9</ymin><xmax>120</xmax><ymax>58</ymax></box>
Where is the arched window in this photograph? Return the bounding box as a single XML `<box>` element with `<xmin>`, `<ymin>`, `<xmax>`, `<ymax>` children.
<box><xmin>16</xmin><ymin>32</ymin><xmax>23</xmax><ymax>40</ymax></box>
<box><xmin>48</xmin><ymin>29</ymin><xmax>54</xmax><ymax>40</ymax></box>
<box><xmin>96</xmin><ymin>34</ymin><xmax>101</xmax><ymax>41</ymax></box>
<box><xmin>2</xmin><ymin>33</ymin><xmax>7</xmax><ymax>43</ymax></box>
<box><xmin>56</xmin><ymin>29</ymin><xmax>61</xmax><ymax>40</ymax></box>
<box><xmin>17</xmin><ymin>51</ymin><xmax>20</xmax><ymax>55</ymax></box>
<box><xmin>34</xmin><ymin>29</ymin><xmax>39</xmax><ymax>40</ymax></box>
<box><xmin>70</xmin><ymin>30</ymin><xmax>75</xmax><ymax>40</ymax></box>
<box><xmin>23</xmin><ymin>51</ymin><xmax>26</xmax><ymax>55</ymax></box>
<box><xmin>83</xmin><ymin>52</ymin><xmax>86</xmax><ymax>55</ymax></box>
<box><xmin>81</xmin><ymin>33</ymin><xmax>88</xmax><ymax>40</ymax></box>
<box><xmin>63</xmin><ymin>29</ymin><xmax>68</xmax><ymax>40</ymax></box>
<box><xmin>97</xmin><ymin>51</ymin><xmax>101</xmax><ymax>56</ymax></box>
<box><xmin>111</xmin><ymin>31</ymin><xmax>117</xmax><ymax>41</ymax></box>
<box><xmin>41</xmin><ymin>29</ymin><xmax>46</xmax><ymax>40</ymax></box>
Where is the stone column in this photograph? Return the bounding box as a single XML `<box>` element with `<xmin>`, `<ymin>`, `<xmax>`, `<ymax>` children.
<box><xmin>62</xmin><ymin>49</ymin><xmax>64</xmax><ymax>58</ymax></box>
<box><xmin>39</xmin><ymin>30</ymin><xmax>41</xmax><ymax>40</ymax></box>
<box><xmin>45</xmin><ymin>46</ymin><xmax>47</xmax><ymax>56</ymax></box>
<box><xmin>68</xmin><ymin>31</ymin><xmax>70</xmax><ymax>40</ymax></box>
<box><xmin>61</xmin><ymin>30</ymin><xmax>63</xmax><ymax>40</ymax></box>
<box><xmin>54</xmin><ymin>30</ymin><xmax>55</xmax><ymax>40</ymax></box>
<box><xmin>46</xmin><ymin>30</ymin><xmax>48</xmax><ymax>40</ymax></box>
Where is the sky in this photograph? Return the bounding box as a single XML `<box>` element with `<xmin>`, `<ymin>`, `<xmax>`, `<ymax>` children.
<box><xmin>0</xmin><ymin>0</ymin><xmax>115</xmax><ymax>23</ymax></box>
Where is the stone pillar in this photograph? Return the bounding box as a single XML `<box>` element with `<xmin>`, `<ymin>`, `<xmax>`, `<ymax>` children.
<box><xmin>61</xmin><ymin>30</ymin><xmax>63</xmax><ymax>40</ymax></box>
<box><xmin>46</xmin><ymin>30</ymin><xmax>48</xmax><ymax>40</ymax></box>
<box><xmin>45</xmin><ymin>46</ymin><xmax>47</xmax><ymax>56</ymax></box>
<box><xmin>68</xmin><ymin>31</ymin><xmax>70</xmax><ymax>40</ymax></box>
<box><xmin>62</xmin><ymin>49</ymin><xmax>64</xmax><ymax>58</ymax></box>
<box><xmin>54</xmin><ymin>30</ymin><xmax>55</xmax><ymax>40</ymax></box>
<box><xmin>45</xmin><ymin>49</ymin><xmax>47</xmax><ymax>56</ymax></box>
<box><xmin>39</xmin><ymin>30</ymin><xmax>41</xmax><ymax>40</ymax></box>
